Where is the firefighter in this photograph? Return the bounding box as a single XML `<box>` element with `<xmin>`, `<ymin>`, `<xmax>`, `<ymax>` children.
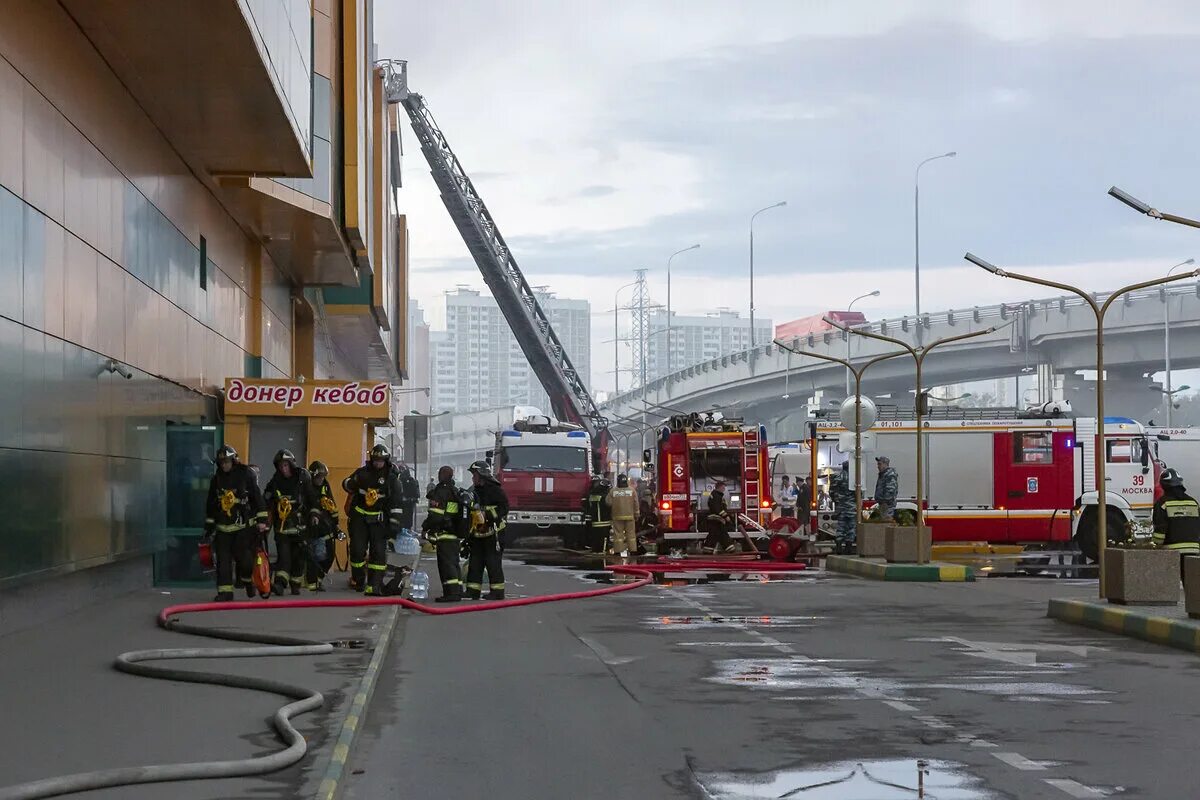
<box><xmin>874</xmin><ymin>456</ymin><xmax>899</xmax><ymax>522</ymax></box>
<box><xmin>1153</xmin><ymin>468</ymin><xmax>1200</xmax><ymax>583</ymax></box>
<box><xmin>582</xmin><ymin>474</ymin><xmax>612</xmax><ymax>552</ymax></box>
<box><xmin>202</xmin><ymin>445</ymin><xmax>268</xmax><ymax>601</ymax></box>
<box><xmin>263</xmin><ymin>449</ymin><xmax>317</xmax><ymax>596</ymax></box>
<box><xmin>465</xmin><ymin>460</ymin><xmax>508</xmax><ymax>600</ymax></box>
<box><xmin>702</xmin><ymin>480</ymin><xmax>737</xmax><ymax>553</ymax></box>
<box><xmin>304</xmin><ymin>460</ymin><xmax>340</xmax><ymax>591</ymax></box>
<box><xmin>423</xmin><ymin>465</ymin><xmax>465</xmax><ymax>602</ymax></box>
<box><xmin>395</xmin><ymin>461</ymin><xmax>421</xmax><ymax>537</ymax></box>
<box><xmin>832</xmin><ymin>461</ymin><xmax>856</xmax><ymax>551</ymax></box>
<box><xmin>609</xmin><ymin>474</ymin><xmax>638</xmax><ymax>557</ymax></box>
<box><xmin>342</xmin><ymin>444</ymin><xmax>404</xmax><ymax>595</ymax></box>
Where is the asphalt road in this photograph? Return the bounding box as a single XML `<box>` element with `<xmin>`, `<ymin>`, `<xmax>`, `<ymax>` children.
<box><xmin>344</xmin><ymin>555</ymin><xmax>1200</xmax><ymax>800</ymax></box>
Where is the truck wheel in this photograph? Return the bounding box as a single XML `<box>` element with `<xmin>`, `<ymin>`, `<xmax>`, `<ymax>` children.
<box><xmin>1074</xmin><ymin>508</ymin><xmax>1127</xmax><ymax>563</ymax></box>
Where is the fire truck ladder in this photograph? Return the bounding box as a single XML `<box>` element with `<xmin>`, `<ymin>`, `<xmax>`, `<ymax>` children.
<box><xmin>381</xmin><ymin>61</ymin><xmax>606</xmax><ymax>447</ymax></box>
<box><xmin>743</xmin><ymin>426</ymin><xmax>764</xmax><ymax>524</ymax></box>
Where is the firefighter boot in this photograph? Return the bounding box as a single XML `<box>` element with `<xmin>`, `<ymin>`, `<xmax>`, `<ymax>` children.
<box><xmin>364</xmin><ymin>566</ymin><xmax>385</xmax><ymax>596</ymax></box>
<box><xmin>214</xmin><ymin>591</ymin><xmax>234</xmax><ymax>602</ymax></box>
<box><xmin>464</xmin><ymin>585</ymin><xmax>482</xmax><ymax>600</ymax></box>
<box><xmin>244</xmin><ymin>581</ymin><xmax>256</xmax><ymax>599</ymax></box>
<box><xmin>435</xmin><ymin>583</ymin><xmax>463</xmax><ymax>602</ymax></box>
<box><xmin>485</xmin><ymin>586</ymin><xmax>505</xmax><ymax>601</ymax></box>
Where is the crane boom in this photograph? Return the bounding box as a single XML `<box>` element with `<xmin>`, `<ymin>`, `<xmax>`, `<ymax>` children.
<box><xmin>381</xmin><ymin>61</ymin><xmax>607</xmax><ymax>449</ymax></box>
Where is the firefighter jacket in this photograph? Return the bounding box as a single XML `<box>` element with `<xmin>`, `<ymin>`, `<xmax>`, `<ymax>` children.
<box><xmin>423</xmin><ymin>480</ymin><xmax>465</xmax><ymax>538</ymax></box>
<box><xmin>609</xmin><ymin>486</ymin><xmax>638</xmax><ymax>522</ymax></box>
<box><xmin>310</xmin><ymin>479</ymin><xmax>341</xmax><ymax>535</ymax></box>
<box><xmin>343</xmin><ymin>463</ymin><xmax>403</xmax><ymax>528</ymax></box>
<box><xmin>874</xmin><ymin>467</ymin><xmax>899</xmax><ymax>504</ymax></box>
<box><xmin>204</xmin><ymin>464</ymin><xmax>267</xmax><ymax>534</ymax></box>
<box><xmin>707</xmin><ymin>490</ymin><xmax>731</xmax><ymax>523</ymax></box>
<box><xmin>469</xmin><ymin>478</ymin><xmax>509</xmax><ymax>538</ymax></box>
<box><xmin>583</xmin><ymin>479</ymin><xmax>611</xmax><ymax>527</ymax></box>
<box><xmin>394</xmin><ymin>465</ymin><xmax>420</xmax><ymax>529</ymax></box>
<box><xmin>264</xmin><ymin>469</ymin><xmax>318</xmax><ymax>534</ymax></box>
<box><xmin>1153</xmin><ymin>488</ymin><xmax>1200</xmax><ymax>554</ymax></box>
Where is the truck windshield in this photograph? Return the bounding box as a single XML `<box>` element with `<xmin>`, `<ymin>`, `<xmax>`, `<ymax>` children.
<box><xmin>500</xmin><ymin>446</ymin><xmax>588</xmax><ymax>472</ymax></box>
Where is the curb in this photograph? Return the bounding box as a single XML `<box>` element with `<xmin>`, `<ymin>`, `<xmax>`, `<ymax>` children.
<box><xmin>826</xmin><ymin>555</ymin><xmax>974</xmax><ymax>582</ymax></box>
<box><xmin>1047</xmin><ymin>598</ymin><xmax>1200</xmax><ymax>654</ymax></box>
<box><xmin>314</xmin><ymin>605</ymin><xmax>400</xmax><ymax>800</ymax></box>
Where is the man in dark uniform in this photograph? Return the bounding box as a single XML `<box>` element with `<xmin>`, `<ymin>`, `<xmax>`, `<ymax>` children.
<box><xmin>1153</xmin><ymin>467</ymin><xmax>1200</xmax><ymax>584</ymax></box>
<box><xmin>203</xmin><ymin>445</ymin><xmax>268</xmax><ymax>601</ymax></box>
<box><xmin>342</xmin><ymin>444</ymin><xmax>404</xmax><ymax>595</ymax></box>
<box><xmin>305</xmin><ymin>460</ymin><xmax>340</xmax><ymax>591</ymax></box>
<box><xmin>582</xmin><ymin>474</ymin><xmax>612</xmax><ymax>552</ymax></box>
<box><xmin>465</xmin><ymin>460</ymin><xmax>509</xmax><ymax>600</ymax></box>
<box><xmin>264</xmin><ymin>449</ymin><xmax>318</xmax><ymax>596</ymax></box>
<box><xmin>702</xmin><ymin>480</ymin><xmax>736</xmax><ymax>553</ymax></box>
<box><xmin>423</xmin><ymin>465</ymin><xmax>465</xmax><ymax>602</ymax></box>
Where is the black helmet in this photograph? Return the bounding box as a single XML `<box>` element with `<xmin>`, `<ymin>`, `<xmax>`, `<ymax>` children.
<box><xmin>216</xmin><ymin>444</ymin><xmax>238</xmax><ymax>463</ymax></box>
<box><xmin>273</xmin><ymin>449</ymin><xmax>297</xmax><ymax>470</ymax></box>
<box><xmin>437</xmin><ymin>465</ymin><xmax>455</xmax><ymax>482</ymax></box>
<box><xmin>308</xmin><ymin>460</ymin><xmax>328</xmax><ymax>478</ymax></box>
<box><xmin>1162</xmin><ymin>468</ymin><xmax>1184</xmax><ymax>489</ymax></box>
<box><xmin>469</xmin><ymin>459</ymin><xmax>492</xmax><ymax>477</ymax></box>
<box><xmin>617</xmin><ymin>473</ymin><xmax>629</xmax><ymax>488</ymax></box>
<box><xmin>370</xmin><ymin>444</ymin><xmax>391</xmax><ymax>463</ymax></box>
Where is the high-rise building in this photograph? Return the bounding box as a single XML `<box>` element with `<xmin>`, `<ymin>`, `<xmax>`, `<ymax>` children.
<box><xmin>431</xmin><ymin>287</ymin><xmax>590</xmax><ymax>413</ymax></box>
<box><xmin>0</xmin><ymin>2</ymin><xmax>407</xmax><ymax>622</ymax></box>
<box><xmin>644</xmin><ymin>309</ymin><xmax>772</xmax><ymax>380</ymax></box>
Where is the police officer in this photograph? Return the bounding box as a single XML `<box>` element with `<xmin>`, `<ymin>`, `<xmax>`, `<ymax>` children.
<box><xmin>609</xmin><ymin>474</ymin><xmax>639</xmax><ymax>557</ymax></box>
<box><xmin>832</xmin><ymin>461</ymin><xmax>856</xmax><ymax>551</ymax></box>
<box><xmin>465</xmin><ymin>460</ymin><xmax>508</xmax><ymax>600</ymax></box>
<box><xmin>343</xmin><ymin>444</ymin><xmax>404</xmax><ymax>595</ymax></box>
<box><xmin>305</xmin><ymin>460</ymin><xmax>340</xmax><ymax>591</ymax></box>
<box><xmin>423</xmin><ymin>465</ymin><xmax>465</xmax><ymax>602</ymax></box>
<box><xmin>702</xmin><ymin>480</ymin><xmax>737</xmax><ymax>553</ymax></box>
<box><xmin>264</xmin><ymin>449</ymin><xmax>317</xmax><ymax>596</ymax></box>
<box><xmin>874</xmin><ymin>456</ymin><xmax>899</xmax><ymax>522</ymax></box>
<box><xmin>1153</xmin><ymin>468</ymin><xmax>1200</xmax><ymax>584</ymax></box>
<box><xmin>582</xmin><ymin>474</ymin><xmax>612</xmax><ymax>552</ymax></box>
<box><xmin>203</xmin><ymin>445</ymin><xmax>268</xmax><ymax>601</ymax></box>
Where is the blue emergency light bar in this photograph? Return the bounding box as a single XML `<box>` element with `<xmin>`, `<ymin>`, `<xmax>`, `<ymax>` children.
<box><xmin>567</xmin><ymin>431</ymin><xmax>587</xmax><ymax>438</ymax></box>
<box><xmin>502</xmin><ymin>430</ymin><xmax>521</xmax><ymax>437</ymax></box>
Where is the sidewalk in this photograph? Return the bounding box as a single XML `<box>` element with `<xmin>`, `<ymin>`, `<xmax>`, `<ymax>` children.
<box><xmin>0</xmin><ymin>583</ymin><xmax>397</xmax><ymax>799</ymax></box>
<box><xmin>826</xmin><ymin>554</ymin><xmax>975</xmax><ymax>581</ymax></box>
<box><xmin>1048</xmin><ymin>596</ymin><xmax>1200</xmax><ymax>655</ymax></box>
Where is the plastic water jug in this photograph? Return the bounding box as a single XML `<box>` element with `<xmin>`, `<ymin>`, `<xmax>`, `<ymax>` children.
<box><xmin>395</xmin><ymin>532</ymin><xmax>421</xmax><ymax>557</ymax></box>
<box><xmin>410</xmin><ymin>570</ymin><xmax>429</xmax><ymax>600</ymax></box>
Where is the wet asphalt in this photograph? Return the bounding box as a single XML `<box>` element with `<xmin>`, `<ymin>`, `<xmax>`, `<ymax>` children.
<box><xmin>343</xmin><ymin>554</ymin><xmax>1197</xmax><ymax>799</ymax></box>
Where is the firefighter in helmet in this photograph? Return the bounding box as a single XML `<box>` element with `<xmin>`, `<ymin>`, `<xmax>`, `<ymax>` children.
<box><xmin>608</xmin><ymin>474</ymin><xmax>638</xmax><ymax>557</ymax></box>
<box><xmin>342</xmin><ymin>444</ymin><xmax>404</xmax><ymax>594</ymax></box>
<box><xmin>263</xmin><ymin>449</ymin><xmax>317</xmax><ymax>596</ymax></box>
<box><xmin>422</xmin><ymin>465</ymin><xmax>465</xmax><ymax>602</ymax></box>
<box><xmin>703</xmin><ymin>480</ymin><xmax>737</xmax><ymax>553</ymax></box>
<box><xmin>203</xmin><ymin>445</ymin><xmax>268</xmax><ymax>601</ymax></box>
<box><xmin>582</xmin><ymin>473</ymin><xmax>612</xmax><ymax>552</ymax></box>
<box><xmin>1154</xmin><ymin>467</ymin><xmax>1200</xmax><ymax>584</ymax></box>
<box><xmin>465</xmin><ymin>460</ymin><xmax>509</xmax><ymax>600</ymax></box>
<box><xmin>305</xmin><ymin>460</ymin><xmax>340</xmax><ymax>590</ymax></box>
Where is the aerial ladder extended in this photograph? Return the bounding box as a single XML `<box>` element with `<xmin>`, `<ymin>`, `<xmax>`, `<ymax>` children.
<box><xmin>379</xmin><ymin>60</ymin><xmax>608</xmax><ymax>464</ymax></box>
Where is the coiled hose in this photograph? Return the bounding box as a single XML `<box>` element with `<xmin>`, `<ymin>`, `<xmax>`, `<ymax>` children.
<box><xmin>0</xmin><ymin>566</ymin><xmax>656</xmax><ymax>800</ymax></box>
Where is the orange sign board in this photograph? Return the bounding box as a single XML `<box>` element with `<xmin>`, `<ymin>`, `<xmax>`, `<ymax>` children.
<box><xmin>224</xmin><ymin>378</ymin><xmax>391</xmax><ymax>420</ymax></box>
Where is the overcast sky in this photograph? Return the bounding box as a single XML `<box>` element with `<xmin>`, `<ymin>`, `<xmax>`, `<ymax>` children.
<box><xmin>376</xmin><ymin>1</ymin><xmax>1200</xmax><ymax>393</ymax></box>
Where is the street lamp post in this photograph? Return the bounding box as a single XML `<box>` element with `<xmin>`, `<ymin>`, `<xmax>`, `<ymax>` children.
<box><xmin>823</xmin><ymin>316</ymin><xmax>1011</xmax><ymax>528</ymax></box>
<box><xmin>666</xmin><ymin>244</ymin><xmax>700</xmax><ymax>378</ymax></box>
<box><xmin>750</xmin><ymin>201</ymin><xmax>787</xmax><ymax>347</ymax></box>
<box><xmin>1164</xmin><ymin>259</ymin><xmax>1195</xmax><ymax>425</ymax></box>
<box><xmin>964</xmin><ymin>251</ymin><xmax>1200</xmax><ymax>598</ymax></box>
<box><xmin>844</xmin><ymin>290</ymin><xmax>881</xmax><ymax>396</ymax></box>
<box><xmin>915</xmin><ymin>152</ymin><xmax>957</xmax><ymax>338</ymax></box>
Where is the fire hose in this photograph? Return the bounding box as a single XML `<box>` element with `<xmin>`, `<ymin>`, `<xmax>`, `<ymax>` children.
<box><xmin>0</xmin><ymin>567</ymin><xmax>656</xmax><ymax>800</ymax></box>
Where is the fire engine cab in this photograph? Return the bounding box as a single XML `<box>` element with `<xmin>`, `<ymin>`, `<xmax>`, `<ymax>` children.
<box><xmin>810</xmin><ymin>407</ymin><xmax>1159</xmax><ymax>560</ymax></box>
<box><xmin>654</xmin><ymin>413</ymin><xmax>774</xmax><ymax>548</ymax></box>
<box><xmin>493</xmin><ymin>414</ymin><xmax>592</xmax><ymax>543</ymax></box>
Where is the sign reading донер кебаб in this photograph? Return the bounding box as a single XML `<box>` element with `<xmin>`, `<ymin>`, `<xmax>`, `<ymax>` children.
<box><xmin>224</xmin><ymin>378</ymin><xmax>391</xmax><ymax>419</ymax></box>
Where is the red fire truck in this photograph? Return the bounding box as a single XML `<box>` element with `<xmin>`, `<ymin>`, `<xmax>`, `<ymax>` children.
<box><xmin>493</xmin><ymin>414</ymin><xmax>592</xmax><ymax>544</ymax></box>
<box><xmin>654</xmin><ymin>413</ymin><xmax>775</xmax><ymax>550</ymax></box>
<box><xmin>809</xmin><ymin>408</ymin><xmax>1160</xmax><ymax>560</ymax></box>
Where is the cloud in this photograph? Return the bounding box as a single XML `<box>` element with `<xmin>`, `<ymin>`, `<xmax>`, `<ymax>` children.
<box><xmin>577</xmin><ymin>184</ymin><xmax>617</xmax><ymax>198</ymax></box>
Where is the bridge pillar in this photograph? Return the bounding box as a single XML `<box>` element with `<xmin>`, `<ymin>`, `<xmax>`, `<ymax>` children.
<box><xmin>1063</xmin><ymin>368</ymin><xmax>1160</xmax><ymax>420</ymax></box>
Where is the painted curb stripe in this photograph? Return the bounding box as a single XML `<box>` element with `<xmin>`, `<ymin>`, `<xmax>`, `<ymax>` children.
<box><xmin>314</xmin><ymin>605</ymin><xmax>400</xmax><ymax>800</ymax></box>
<box><xmin>826</xmin><ymin>556</ymin><xmax>974</xmax><ymax>582</ymax></box>
<box><xmin>1047</xmin><ymin>598</ymin><xmax>1200</xmax><ymax>655</ymax></box>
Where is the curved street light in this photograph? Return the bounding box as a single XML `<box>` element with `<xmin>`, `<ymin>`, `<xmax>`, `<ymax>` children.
<box><xmin>750</xmin><ymin>201</ymin><xmax>787</xmax><ymax>346</ymax></box>
<box><xmin>666</xmin><ymin>244</ymin><xmax>700</xmax><ymax>377</ymax></box>
<box><xmin>964</xmin><ymin>250</ymin><xmax>1200</xmax><ymax>598</ymax></box>
<box><xmin>844</xmin><ymin>290</ymin><xmax>881</xmax><ymax>396</ymax></box>
<box><xmin>915</xmin><ymin>151</ymin><xmax>957</xmax><ymax>338</ymax></box>
<box><xmin>1164</xmin><ymin>259</ymin><xmax>1195</xmax><ymax>425</ymax></box>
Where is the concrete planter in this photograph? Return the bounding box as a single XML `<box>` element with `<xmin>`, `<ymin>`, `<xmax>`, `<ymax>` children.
<box><xmin>857</xmin><ymin>524</ymin><xmax>889</xmax><ymax>558</ymax></box>
<box><xmin>1105</xmin><ymin>548</ymin><xmax>1180</xmax><ymax>606</ymax></box>
<box><xmin>1184</xmin><ymin>557</ymin><xmax>1200</xmax><ymax>618</ymax></box>
<box><xmin>885</xmin><ymin>525</ymin><xmax>932</xmax><ymax>564</ymax></box>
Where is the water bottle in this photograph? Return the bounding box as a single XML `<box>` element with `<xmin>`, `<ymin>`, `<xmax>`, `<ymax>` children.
<box><xmin>410</xmin><ymin>570</ymin><xmax>429</xmax><ymax>600</ymax></box>
<box><xmin>395</xmin><ymin>531</ymin><xmax>421</xmax><ymax>557</ymax></box>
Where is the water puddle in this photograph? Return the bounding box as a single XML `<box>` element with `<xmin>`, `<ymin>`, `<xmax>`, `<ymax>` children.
<box><xmin>696</xmin><ymin>758</ymin><xmax>997</xmax><ymax>798</ymax></box>
<box><xmin>650</xmin><ymin>615</ymin><xmax>823</xmax><ymax>629</ymax></box>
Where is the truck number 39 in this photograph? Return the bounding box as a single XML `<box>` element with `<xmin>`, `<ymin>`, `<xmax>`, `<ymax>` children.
<box><xmin>1132</xmin><ymin>475</ymin><xmax>1144</xmax><ymax>486</ymax></box>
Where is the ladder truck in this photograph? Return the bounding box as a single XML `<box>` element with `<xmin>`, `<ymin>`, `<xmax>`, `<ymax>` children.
<box><xmin>381</xmin><ymin>61</ymin><xmax>607</xmax><ymax>465</ymax></box>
